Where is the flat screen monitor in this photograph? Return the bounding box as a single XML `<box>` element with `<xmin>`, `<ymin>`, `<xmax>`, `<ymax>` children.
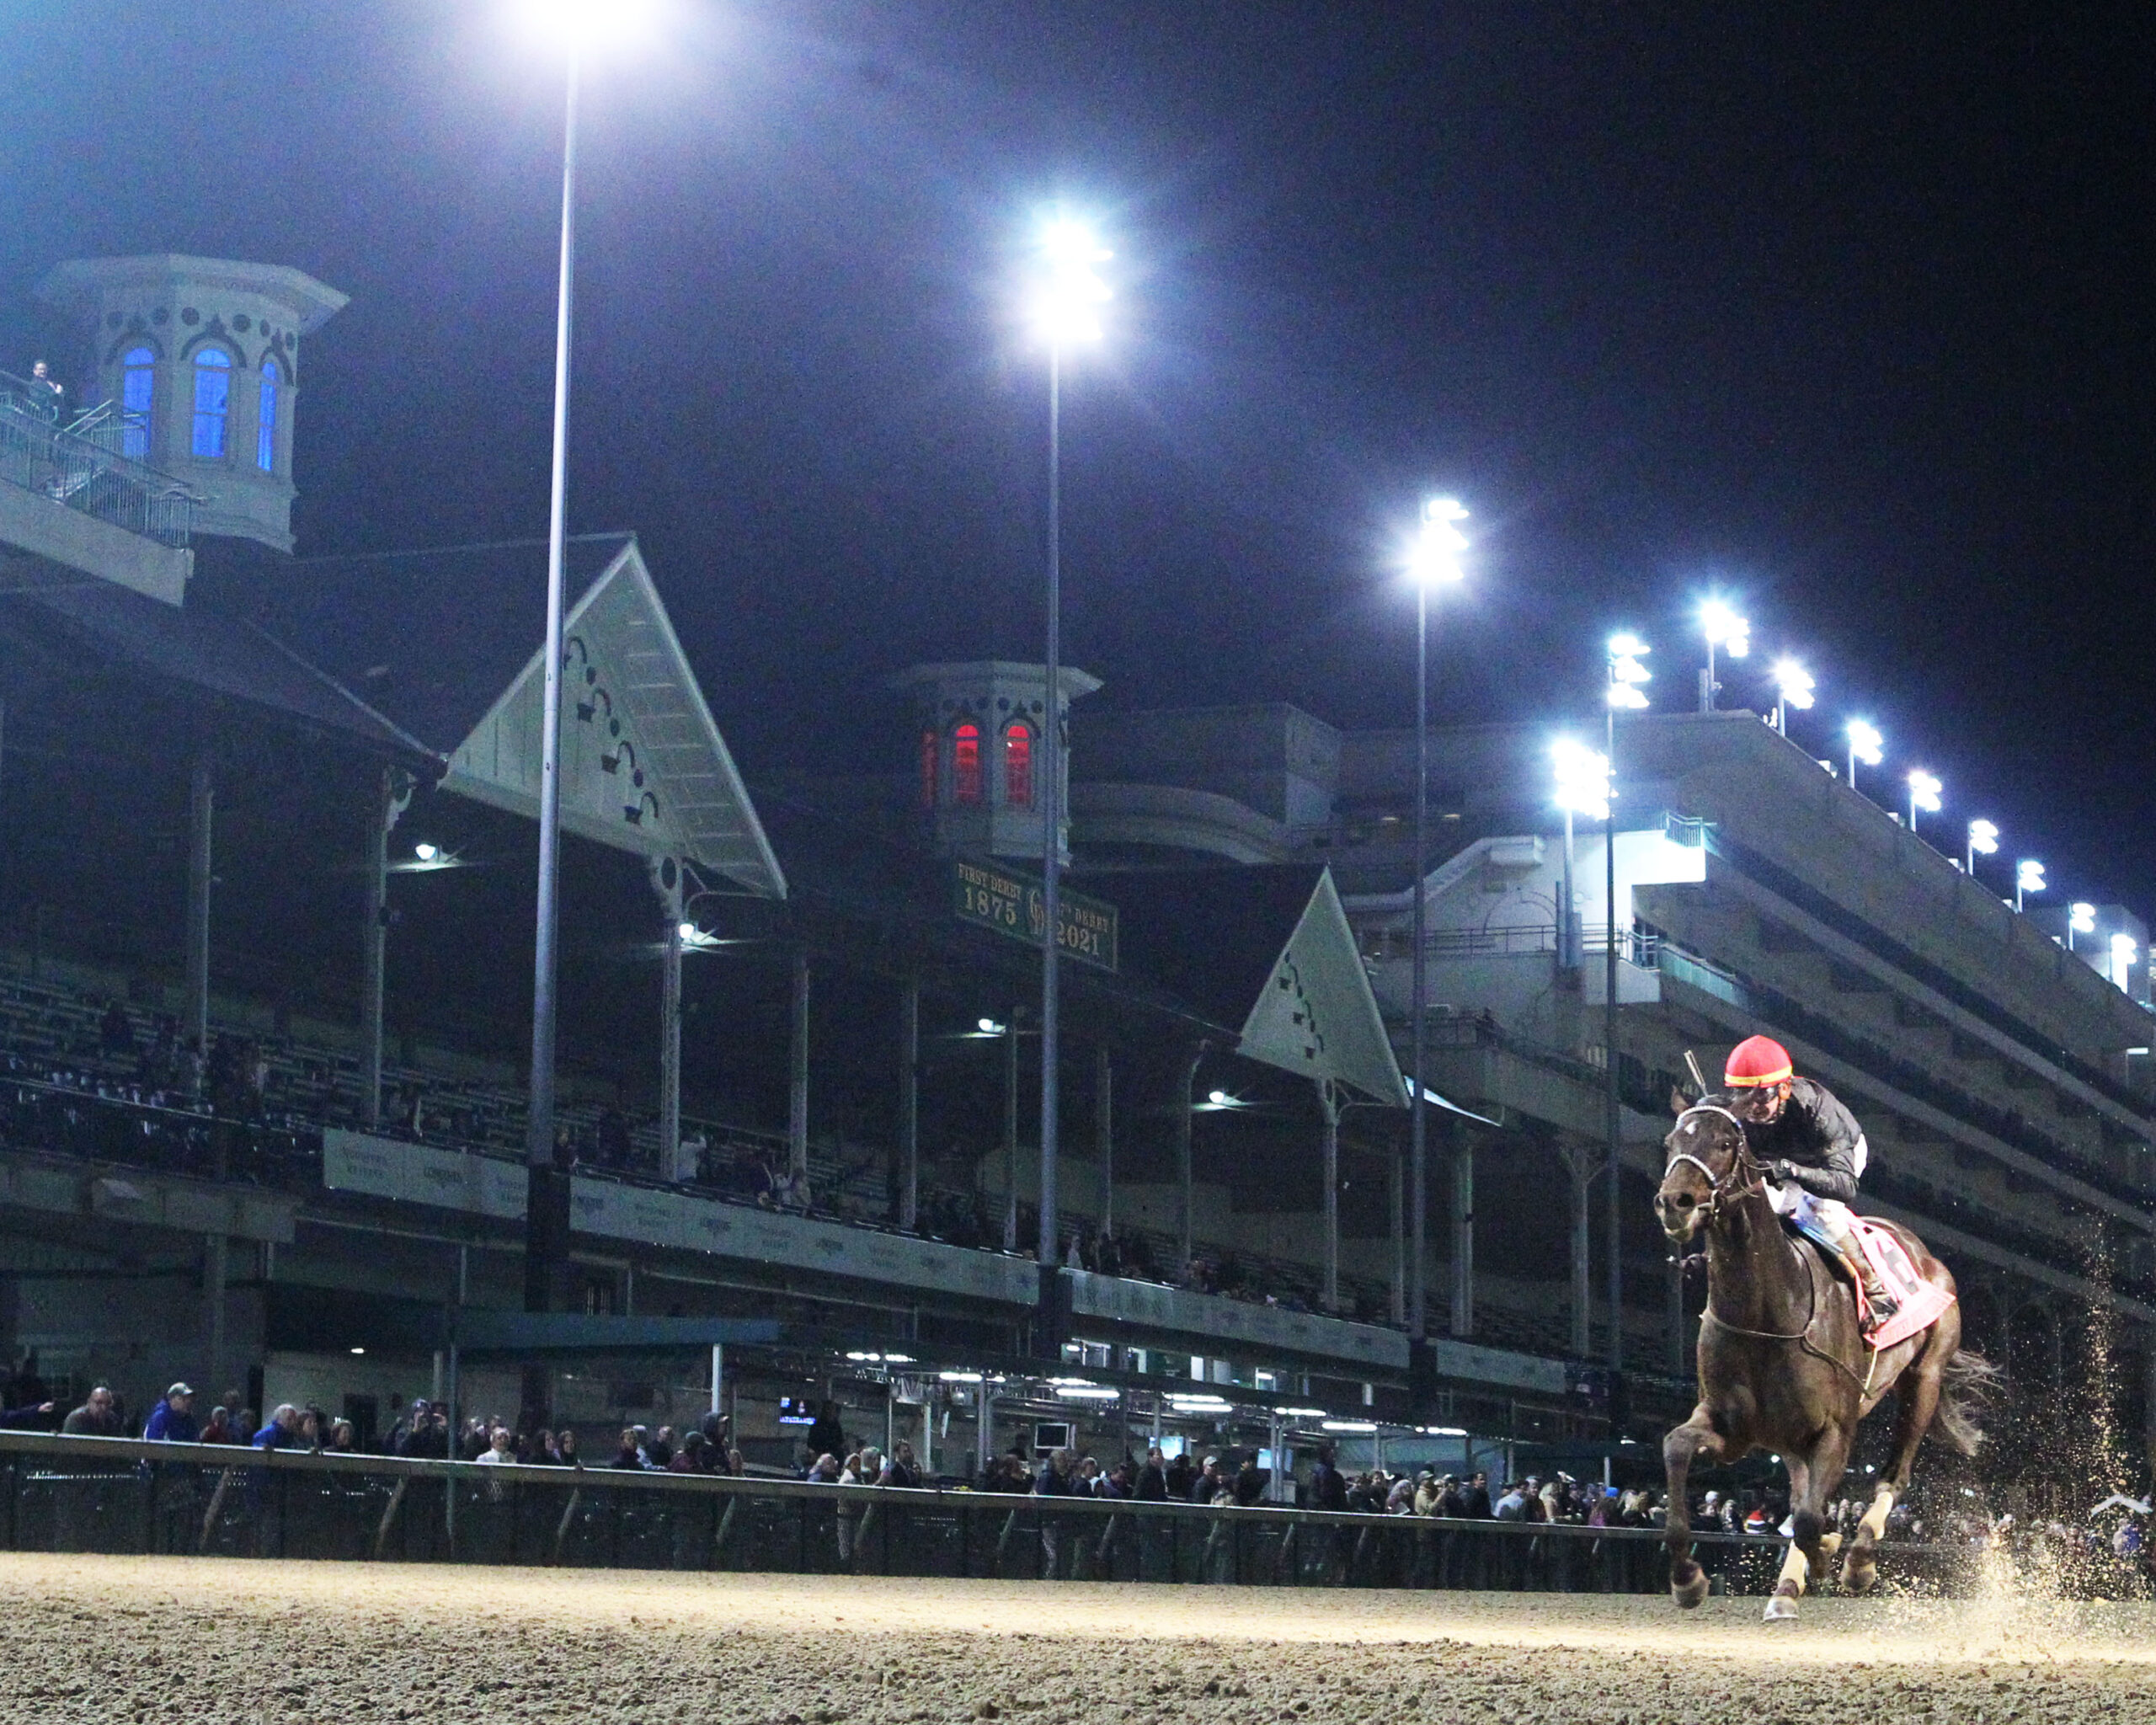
<box><xmin>1033</xmin><ymin>1421</ymin><xmax>1073</xmax><ymax>1455</ymax></box>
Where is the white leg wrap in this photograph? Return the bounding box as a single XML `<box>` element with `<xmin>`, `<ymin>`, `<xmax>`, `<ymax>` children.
<box><xmin>1856</xmin><ymin>1484</ymin><xmax>1895</xmax><ymax>1545</ymax></box>
<box><xmin>1777</xmin><ymin>1542</ymin><xmax>1810</xmax><ymax>1596</ymax></box>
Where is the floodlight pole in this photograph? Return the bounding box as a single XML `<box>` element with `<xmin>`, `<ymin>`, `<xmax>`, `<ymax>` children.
<box><xmin>1410</xmin><ymin>579</ymin><xmax>1428</xmax><ymax>1343</ymax></box>
<box><xmin>1038</xmin><ymin>336</ymin><xmax>1063</xmax><ymax>1275</ymax></box>
<box><xmin>525</xmin><ymin>46</ymin><xmax>579</xmax><ymax>1322</ymax></box>
<box><xmin>1604</xmin><ymin>691</ymin><xmax>1621</xmax><ymax>1375</ymax></box>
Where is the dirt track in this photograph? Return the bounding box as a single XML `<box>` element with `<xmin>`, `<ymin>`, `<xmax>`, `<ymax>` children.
<box><xmin>2</xmin><ymin>1555</ymin><xmax>2153</xmax><ymax>1721</ymax></box>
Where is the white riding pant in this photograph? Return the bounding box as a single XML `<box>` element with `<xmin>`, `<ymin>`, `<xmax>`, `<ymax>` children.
<box><xmin>1766</xmin><ymin>1181</ymin><xmax>1855</xmax><ymax>1250</ymax></box>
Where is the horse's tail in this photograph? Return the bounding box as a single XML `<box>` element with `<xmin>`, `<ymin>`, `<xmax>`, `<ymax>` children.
<box><xmin>1935</xmin><ymin>1347</ymin><xmax>2004</xmax><ymax>1456</ymax></box>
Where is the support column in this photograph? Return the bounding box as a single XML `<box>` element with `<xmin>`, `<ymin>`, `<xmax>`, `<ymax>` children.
<box><xmin>360</xmin><ymin>767</ymin><xmax>408</xmax><ymax>1131</ymax></box>
<box><xmin>1095</xmin><ymin>1044</ymin><xmax>1113</xmax><ymax>1239</ymax></box>
<box><xmin>1390</xmin><ymin>1133</ymin><xmax>1406</xmax><ymax>1326</ymax></box>
<box><xmin>1559</xmin><ymin>1139</ymin><xmax>1594</xmax><ymax>1358</ymax></box>
<box><xmin>898</xmin><ymin>977</ymin><xmax>920</xmax><ymax>1231</ymax></box>
<box><xmin>1318</xmin><ymin>1080</ymin><xmax>1341</xmax><ymax>1311</ymax></box>
<box><xmin>203</xmin><ymin>1233</ymin><xmax>227</xmax><ymax>1395</ymax></box>
<box><xmin>184</xmin><ymin>754</ymin><xmax>214</xmax><ymax>1055</ymax></box>
<box><xmin>788</xmin><ymin>948</ymin><xmax>810</xmax><ymax>1192</ymax></box>
<box><xmin>1002</xmin><ymin>1012</ymin><xmax>1020</xmax><ymax>1253</ymax></box>
<box><xmin>1176</xmin><ymin>1046</ymin><xmax>1202</xmax><ymax>1274</ymax></box>
<box><xmin>1449</xmin><ymin>1120</ymin><xmax>1475</xmax><ymax>1338</ymax></box>
<box><xmin>710</xmin><ymin>1343</ymin><xmax>723</xmax><ymax>1417</ymax></box>
<box><xmin>650</xmin><ymin>859</ymin><xmax>684</xmax><ymax>1180</ymax></box>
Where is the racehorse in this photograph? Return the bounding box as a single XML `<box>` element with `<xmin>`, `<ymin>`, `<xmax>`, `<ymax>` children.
<box><xmin>1655</xmin><ymin>1097</ymin><xmax>1996</xmax><ymax>1621</ymax></box>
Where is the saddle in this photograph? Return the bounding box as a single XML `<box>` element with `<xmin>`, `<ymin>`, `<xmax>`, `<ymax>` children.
<box><xmin>1814</xmin><ymin>1216</ymin><xmax>1956</xmax><ymax>1351</ymax></box>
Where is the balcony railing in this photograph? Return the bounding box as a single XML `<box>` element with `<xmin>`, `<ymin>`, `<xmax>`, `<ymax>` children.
<box><xmin>0</xmin><ymin>377</ymin><xmax>195</xmax><ymax>547</ymax></box>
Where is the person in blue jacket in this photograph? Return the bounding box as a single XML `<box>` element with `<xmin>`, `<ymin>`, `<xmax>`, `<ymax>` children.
<box><xmin>143</xmin><ymin>1384</ymin><xmax>199</xmax><ymax>1444</ymax></box>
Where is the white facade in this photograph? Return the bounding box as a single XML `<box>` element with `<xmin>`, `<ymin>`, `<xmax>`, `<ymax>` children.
<box><xmin>889</xmin><ymin>660</ymin><xmax>1101</xmax><ymax>862</ymax></box>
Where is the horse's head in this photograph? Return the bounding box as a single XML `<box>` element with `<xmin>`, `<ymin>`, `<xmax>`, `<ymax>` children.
<box><xmin>1655</xmin><ymin>1092</ymin><xmax>1754</xmax><ymax>1245</ymax></box>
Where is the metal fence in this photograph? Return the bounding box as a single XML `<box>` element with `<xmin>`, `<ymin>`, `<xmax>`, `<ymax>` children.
<box><xmin>0</xmin><ymin>387</ymin><xmax>195</xmax><ymax>547</ymax></box>
<box><xmin>0</xmin><ymin>1432</ymin><xmax>1962</xmax><ymax>1596</ymax></box>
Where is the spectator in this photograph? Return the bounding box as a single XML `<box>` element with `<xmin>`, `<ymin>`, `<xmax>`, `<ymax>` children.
<box><xmin>1309</xmin><ymin>1445</ymin><xmax>1349</xmax><ymax>1513</ymax></box>
<box><xmin>1460</xmin><ymin>1470</ymin><xmax>1493</xmax><ymax>1519</ymax></box>
<box><xmin>879</xmin><ymin>1439</ymin><xmax>923</xmax><ymax>1489</ymax></box>
<box><xmin>0</xmin><ymin>1397</ymin><xmax>57</xmax><ymax>1430</ymax></box>
<box><xmin>1098</xmin><ymin>1459</ymin><xmax>1134</xmax><ymax>1500</ymax></box>
<box><xmin>1033</xmin><ymin>1447</ymin><xmax>1078</xmax><ymax>1496</ymax></box>
<box><xmin>325</xmin><ymin>1418</ymin><xmax>356</xmax><ymax>1453</ymax></box>
<box><xmin>142</xmin><ymin>1383</ymin><xmax>198</xmax><ymax>1443</ymax></box>
<box><xmin>253</xmin><ymin>1405</ymin><xmax>302</xmax><ymax>1450</ymax></box>
<box><xmin>557</xmin><ymin>1428</ymin><xmax>584</xmax><ymax>1468</ymax></box>
<box><xmin>1135</xmin><ymin>1446</ymin><xmax>1167</xmax><ymax>1502</ymax></box>
<box><xmin>805</xmin><ymin>1453</ymin><xmax>841</xmax><ymax>1483</ymax></box>
<box><xmin>62</xmin><ymin>1384</ymin><xmax>125</xmax><ymax>1437</ymax></box>
<box><xmin>474</xmin><ymin>1426</ymin><xmax>516</xmax><ymax>1465</ymax></box>
<box><xmin>1493</xmin><ymin>1481</ymin><xmax>1529</xmax><ymax>1521</ymax></box>
<box><xmin>1164</xmin><ymin>1449</ymin><xmax>1198</xmax><ymax>1503</ymax></box>
<box><xmin>841</xmin><ymin>1447</ymin><xmax>883</xmax><ymax>1487</ymax></box>
<box><xmin>611</xmin><ymin>1427</ymin><xmax>647</xmax><ymax>1470</ymax></box>
<box><xmin>723</xmin><ymin>1447</ymin><xmax>746</xmax><ymax>1476</ymax></box>
<box><xmin>647</xmin><ymin>1424</ymin><xmax>675</xmax><ymax>1470</ymax></box>
<box><xmin>670</xmin><ymin>1431</ymin><xmax>709</xmax><ymax>1473</ymax></box>
<box><xmin>26</xmin><ymin>360</ymin><xmax>63</xmax><ymax>418</ymax></box>
<box><xmin>1189</xmin><ymin>1455</ymin><xmax>1225</xmax><ymax>1504</ymax></box>
<box><xmin>807</xmin><ymin>1400</ymin><xmax>844</xmax><ymax>1462</ymax></box>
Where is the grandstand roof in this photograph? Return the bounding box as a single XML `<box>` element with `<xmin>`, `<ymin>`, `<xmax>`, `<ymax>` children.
<box><xmin>0</xmin><ymin>552</ymin><xmax>433</xmax><ymax>761</ymax></box>
<box><xmin>204</xmin><ymin>535</ymin><xmax>784</xmax><ymax>896</ymax></box>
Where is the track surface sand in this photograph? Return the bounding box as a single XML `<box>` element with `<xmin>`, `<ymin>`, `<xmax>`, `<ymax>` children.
<box><xmin>1</xmin><ymin>1554</ymin><xmax>2152</xmax><ymax>1721</ymax></box>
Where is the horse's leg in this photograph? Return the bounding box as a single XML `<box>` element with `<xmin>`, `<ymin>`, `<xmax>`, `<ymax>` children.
<box><xmin>1663</xmin><ymin>1407</ymin><xmax>1726</xmax><ymax>1609</ymax></box>
<box><xmin>1841</xmin><ymin>1341</ymin><xmax>1943</xmax><ymax>1595</ymax></box>
<box><xmin>1764</xmin><ymin>1430</ymin><xmax>1850</xmax><ymax>1623</ymax></box>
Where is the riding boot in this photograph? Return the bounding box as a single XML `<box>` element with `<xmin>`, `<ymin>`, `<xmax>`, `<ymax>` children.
<box><xmin>1837</xmin><ymin>1236</ymin><xmax>1898</xmax><ymax>1323</ymax></box>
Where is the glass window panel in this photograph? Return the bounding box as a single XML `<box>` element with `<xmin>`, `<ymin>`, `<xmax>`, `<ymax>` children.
<box><xmin>191</xmin><ymin>349</ymin><xmax>232</xmax><ymax>458</ymax></box>
<box><xmin>257</xmin><ymin>357</ymin><xmax>280</xmax><ymax>471</ymax></box>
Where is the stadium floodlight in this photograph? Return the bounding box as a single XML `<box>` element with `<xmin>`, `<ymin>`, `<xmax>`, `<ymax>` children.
<box><xmin>1032</xmin><ymin>216</ymin><xmax>1113</xmax><ymax>345</ymax></box>
<box><xmin>1607</xmin><ymin>632</ymin><xmax>1651</xmax><ymax>710</ymax></box>
<box><xmin>2015</xmin><ymin>859</ymin><xmax>2046</xmax><ymax>912</ymax></box>
<box><xmin>1410</xmin><ymin>496</ymin><xmax>1470</xmax><ymax>588</ymax></box>
<box><xmin>1845</xmin><ymin>719</ymin><xmax>1883</xmax><ymax>790</ymax></box>
<box><xmin>1769</xmin><ymin>658</ymin><xmax>1814</xmax><ymax>734</ymax></box>
<box><xmin>976</xmin><ymin>1017</ymin><xmax>1005</xmax><ymax>1036</ymax></box>
<box><xmin>1321</xmin><ymin>1419</ymin><xmax>1380</xmax><ymax>1434</ymax></box>
<box><xmin>1552</xmin><ymin>737</ymin><xmax>1611</xmax><ymax>822</ymax></box>
<box><xmin>2069</xmin><ymin>901</ymin><xmax>2097</xmax><ymax>951</ymax></box>
<box><xmin>1965</xmin><ymin>820</ymin><xmax>1999</xmax><ymax>875</ymax></box>
<box><xmin>414</xmin><ymin>842</ymin><xmax>439</xmax><ymax>862</ymax></box>
<box><xmin>2112</xmin><ymin>932</ymin><xmax>2139</xmax><ymax>991</ymax></box>
<box><xmin>1698</xmin><ymin>599</ymin><xmax>1749</xmax><ymax>710</ymax></box>
<box><xmin>1907</xmin><ymin>768</ymin><xmax>1942</xmax><ymax>832</ymax></box>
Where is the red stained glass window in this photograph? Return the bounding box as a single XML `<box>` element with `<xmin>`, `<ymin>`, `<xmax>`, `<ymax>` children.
<box><xmin>1004</xmin><ymin>723</ymin><xmax>1033</xmax><ymax>808</ymax></box>
<box><xmin>953</xmin><ymin>723</ymin><xmax>983</xmax><ymax>804</ymax></box>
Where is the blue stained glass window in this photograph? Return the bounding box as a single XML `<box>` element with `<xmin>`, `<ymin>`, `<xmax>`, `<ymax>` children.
<box><xmin>120</xmin><ymin>347</ymin><xmax>155</xmax><ymax>459</ymax></box>
<box><xmin>191</xmin><ymin>348</ymin><xmax>232</xmax><ymax>458</ymax></box>
<box><xmin>257</xmin><ymin>358</ymin><xmax>280</xmax><ymax>471</ymax></box>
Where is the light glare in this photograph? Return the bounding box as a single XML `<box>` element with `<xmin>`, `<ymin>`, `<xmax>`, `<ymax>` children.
<box><xmin>1411</xmin><ymin>496</ymin><xmax>1470</xmax><ymax>586</ymax></box>
<box><xmin>1772</xmin><ymin>658</ymin><xmax>1815</xmax><ymax>708</ymax></box>
<box><xmin>1700</xmin><ymin>598</ymin><xmax>1750</xmax><ymax>655</ymax></box>
<box><xmin>1847</xmin><ymin>720</ymin><xmax>1884</xmax><ymax>766</ymax></box>
<box><xmin>2071</xmin><ymin>902</ymin><xmax>2098</xmax><ymax>934</ymax></box>
<box><xmin>2017</xmin><ymin>860</ymin><xmax>2047</xmax><ymax>894</ymax></box>
<box><xmin>1033</xmin><ymin>214</ymin><xmax>1113</xmax><ymax>344</ymax></box>
<box><xmin>1551</xmin><ymin>737</ymin><xmax>1611</xmax><ymax>821</ymax></box>
<box><xmin>1967</xmin><ymin>820</ymin><xmax>1999</xmax><ymax>856</ymax></box>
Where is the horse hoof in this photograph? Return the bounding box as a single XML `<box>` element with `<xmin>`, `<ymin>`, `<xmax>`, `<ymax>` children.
<box><xmin>1763</xmin><ymin>1586</ymin><xmax>1801</xmax><ymax>1623</ymax></box>
<box><xmin>1818</xmin><ymin>1532</ymin><xmax>1843</xmax><ymax>1559</ymax></box>
<box><xmin>1840</xmin><ymin>1557</ymin><xmax>1877</xmax><ymax>1595</ymax></box>
<box><xmin>1671</xmin><ymin>1567</ymin><xmax>1709</xmax><ymax>1610</ymax></box>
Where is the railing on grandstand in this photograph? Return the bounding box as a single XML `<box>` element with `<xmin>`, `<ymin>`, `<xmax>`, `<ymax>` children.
<box><xmin>0</xmin><ymin>374</ymin><xmax>196</xmax><ymax>547</ymax></box>
<box><xmin>0</xmin><ymin>1429</ymin><xmax>1968</xmax><ymax>1597</ymax></box>
<box><xmin>1408</xmin><ymin>922</ymin><xmax>1660</xmax><ymax>969</ymax></box>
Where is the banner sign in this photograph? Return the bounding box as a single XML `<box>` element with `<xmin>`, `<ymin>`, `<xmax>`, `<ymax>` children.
<box><xmin>953</xmin><ymin>857</ymin><xmax>1118</xmax><ymax>972</ymax></box>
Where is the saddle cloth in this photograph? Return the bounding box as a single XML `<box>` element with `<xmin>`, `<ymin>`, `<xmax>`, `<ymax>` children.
<box><xmin>1848</xmin><ymin>1217</ymin><xmax>1956</xmax><ymax>1351</ymax></box>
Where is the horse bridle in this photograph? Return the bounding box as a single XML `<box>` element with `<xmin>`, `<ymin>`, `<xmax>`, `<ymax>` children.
<box><xmin>1664</xmin><ymin>1103</ymin><xmax>1765</xmax><ymax>1227</ymax></box>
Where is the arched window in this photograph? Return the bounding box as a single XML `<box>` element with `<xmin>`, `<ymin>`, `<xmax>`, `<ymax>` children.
<box><xmin>953</xmin><ymin>722</ymin><xmax>983</xmax><ymax>804</ymax></box>
<box><xmin>257</xmin><ymin>357</ymin><xmax>280</xmax><ymax>472</ymax></box>
<box><xmin>1003</xmin><ymin>721</ymin><xmax>1033</xmax><ymax>808</ymax></box>
<box><xmin>919</xmin><ymin>729</ymin><xmax>938</xmax><ymax>809</ymax></box>
<box><xmin>120</xmin><ymin>347</ymin><xmax>155</xmax><ymax>460</ymax></box>
<box><xmin>191</xmin><ymin>348</ymin><xmax>232</xmax><ymax>458</ymax></box>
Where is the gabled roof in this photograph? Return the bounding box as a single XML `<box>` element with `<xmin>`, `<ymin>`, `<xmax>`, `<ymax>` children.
<box><xmin>1109</xmin><ymin>864</ymin><xmax>1406</xmax><ymax>1106</ymax></box>
<box><xmin>206</xmin><ymin>534</ymin><xmax>783</xmax><ymax>896</ymax></box>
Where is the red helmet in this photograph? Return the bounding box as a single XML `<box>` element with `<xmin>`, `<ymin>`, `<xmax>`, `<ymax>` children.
<box><xmin>1724</xmin><ymin>1035</ymin><xmax>1794</xmax><ymax>1089</ymax></box>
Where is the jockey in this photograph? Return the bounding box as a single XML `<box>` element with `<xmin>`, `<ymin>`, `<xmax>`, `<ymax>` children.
<box><xmin>1721</xmin><ymin>1035</ymin><xmax>1899</xmax><ymax>1323</ymax></box>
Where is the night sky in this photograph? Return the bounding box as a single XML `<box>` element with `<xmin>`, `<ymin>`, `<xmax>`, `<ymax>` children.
<box><xmin>8</xmin><ymin>3</ymin><xmax>2153</xmax><ymax>913</ymax></box>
